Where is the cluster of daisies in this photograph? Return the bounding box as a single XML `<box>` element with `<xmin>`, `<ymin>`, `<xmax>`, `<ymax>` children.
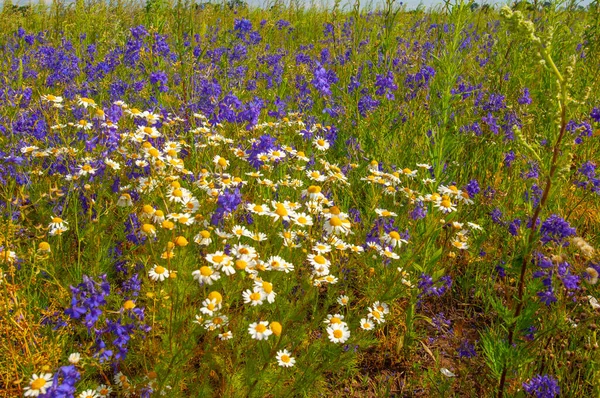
<box><xmin>321</xmin><ymin>300</ymin><xmax>390</xmax><ymax>346</ymax></box>
<box><xmin>48</xmin><ymin>216</ymin><xmax>69</xmax><ymax>236</ymax></box>
<box><xmin>17</xmin><ymin>95</ymin><xmax>485</xmax><ymax>394</ymax></box>
<box><xmin>24</xmin><ymin>365</ymin><xmax>169</xmax><ymax>397</ymax></box>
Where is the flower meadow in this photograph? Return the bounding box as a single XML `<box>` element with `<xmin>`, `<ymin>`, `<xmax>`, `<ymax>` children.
<box><xmin>0</xmin><ymin>0</ymin><xmax>599</xmax><ymax>396</ymax></box>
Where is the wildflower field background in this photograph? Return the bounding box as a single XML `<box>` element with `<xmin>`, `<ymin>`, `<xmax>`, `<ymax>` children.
<box><xmin>0</xmin><ymin>0</ymin><xmax>599</xmax><ymax>396</ymax></box>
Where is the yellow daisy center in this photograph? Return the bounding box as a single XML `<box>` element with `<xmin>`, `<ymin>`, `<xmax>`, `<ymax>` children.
<box><xmin>329</xmin><ymin>217</ymin><xmax>342</xmax><ymax>227</ymax></box>
<box><xmin>250</xmin><ymin>292</ymin><xmax>262</xmax><ymax>301</ymax></box>
<box><xmin>333</xmin><ymin>329</ymin><xmax>343</xmax><ymax>339</ymax></box>
<box><xmin>154</xmin><ymin>266</ymin><xmax>166</xmax><ymax>274</ymax></box>
<box><xmin>262</xmin><ymin>282</ymin><xmax>273</xmax><ymax>293</ymax></box>
<box><xmin>313</xmin><ymin>255</ymin><xmax>327</xmax><ymax>265</ymax></box>
<box><xmin>200</xmin><ymin>266</ymin><xmax>213</xmax><ymax>276</ymax></box>
<box><xmin>255</xmin><ymin>324</ymin><xmax>267</xmax><ymax>333</ymax></box>
<box><xmin>275</xmin><ymin>204</ymin><xmax>288</xmax><ymax>217</ymax></box>
<box><xmin>31</xmin><ymin>378</ymin><xmax>47</xmax><ymax>390</ymax></box>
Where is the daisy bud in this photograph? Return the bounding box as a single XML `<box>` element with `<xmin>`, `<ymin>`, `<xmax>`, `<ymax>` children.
<box><xmin>38</xmin><ymin>241</ymin><xmax>51</xmax><ymax>253</ymax></box>
<box><xmin>142</xmin><ymin>205</ymin><xmax>155</xmax><ymax>215</ymax></box>
<box><xmin>174</xmin><ymin>236</ymin><xmax>189</xmax><ymax>247</ymax></box>
<box><xmin>270</xmin><ymin>321</ymin><xmax>282</xmax><ymax>336</ymax></box>
<box><xmin>142</xmin><ymin>223</ymin><xmax>156</xmax><ymax>236</ymax></box>
<box><xmin>208</xmin><ymin>291</ymin><xmax>223</xmax><ymax>304</ymax></box>
<box><xmin>123</xmin><ymin>300</ymin><xmax>136</xmax><ymax>310</ymax></box>
<box><xmin>162</xmin><ymin>220</ymin><xmax>175</xmax><ymax>230</ymax></box>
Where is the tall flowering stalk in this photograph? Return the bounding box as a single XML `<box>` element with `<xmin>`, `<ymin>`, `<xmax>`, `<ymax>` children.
<box><xmin>497</xmin><ymin>7</ymin><xmax>573</xmax><ymax>397</ymax></box>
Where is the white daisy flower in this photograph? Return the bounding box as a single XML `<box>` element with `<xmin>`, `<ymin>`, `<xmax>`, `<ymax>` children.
<box><xmin>242</xmin><ymin>288</ymin><xmax>265</xmax><ymax>306</ymax></box>
<box><xmin>276</xmin><ymin>349</ymin><xmax>296</xmax><ymax>367</ymax></box>
<box><xmin>248</xmin><ymin>321</ymin><xmax>273</xmax><ymax>340</ymax></box>
<box><xmin>24</xmin><ymin>373</ymin><xmax>53</xmax><ymax>397</ymax></box>
<box><xmin>148</xmin><ymin>265</ymin><xmax>170</xmax><ymax>282</ymax></box>
<box><xmin>192</xmin><ymin>266</ymin><xmax>221</xmax><ymax>285</ymax></box>
<box><xmin>326</xmin><ymin>323</ymin><xmax>350</xmax><ymax>344</ymax></box>
<box><xmin>79</xmin><ymin>389</ymin><xmax>99</xmax><ymax>398</ymax></box>
<box><xmin>313</xmin><ymin>137</ymin><xmax>330</xmax><ymax>151</ymax></box>
<box><xmin>337</xmin><ymin>295</ymin><xmax>350</xmax><ymax>306</ymax></box>
<box><xmin>323</xmin><ymin>215</ymin><xmax>352</xmax><ymax>236</ymax></box>
<box><xmin>360</xmin><ymin>318</ymin><xmax>374</xmax><ymax>330</ymax></box>
<box><xmin>254</xmin><ymin>279</ymin><xmax>276</xmax><ymax>303</ymax></box>
<box><xmin>200</xmin><ymin>298</ymin><xmax>222</xmax><ymax>316</ymax></box>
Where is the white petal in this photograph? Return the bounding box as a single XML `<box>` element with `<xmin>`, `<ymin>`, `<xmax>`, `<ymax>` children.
<box><xmin>441</xmin><ymin>368</ymin><xmax>456</xmax><ymax>377</ymax></box>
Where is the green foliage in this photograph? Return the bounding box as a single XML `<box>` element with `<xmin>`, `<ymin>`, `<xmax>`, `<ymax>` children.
<box><xmin>0</xmin><ymin>1</ymin><xmax>599</xmax><ymax>396</ymax></box>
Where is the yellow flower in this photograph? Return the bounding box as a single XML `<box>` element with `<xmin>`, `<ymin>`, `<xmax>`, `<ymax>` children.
<box><xmin>269</xmin><ymin>321</ymin><xmax>282</xmax><ymax>336</ymax></box>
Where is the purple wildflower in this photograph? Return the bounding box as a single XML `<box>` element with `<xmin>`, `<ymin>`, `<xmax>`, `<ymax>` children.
<box><xmin>540</xmin><ymin>214</ymin><xmax>576</xmax><ymax>245</ymax></box>
<box><xmin>523</xmin><ymin>374</ymin><xmax>560</xmax><ymax>397</ymax></box>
